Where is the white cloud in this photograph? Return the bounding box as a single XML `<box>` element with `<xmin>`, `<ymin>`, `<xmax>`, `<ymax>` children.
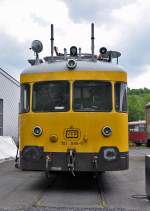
<box><xmin>129</xmin><ymin>65</ymin><xmax>150</xmax><ymax>88</ymax></box>
<box><xmin>59</xmin><ymin>0</ymin><xmax>135</xmax><ymax>24</ymax></box>
<box><xmin>0</xmin><ymin>0</ymin><xmax>68</xmax><ymax>41</ymax></box>
<box><xmin>0</xmin><ymin>0</ymin><xmax>150</xmax><ymax>88</ymax></box>
<box><xmin>113</xmin><ymin>0</ymin><xmax>150</xmax><ymax>25</ymax></box>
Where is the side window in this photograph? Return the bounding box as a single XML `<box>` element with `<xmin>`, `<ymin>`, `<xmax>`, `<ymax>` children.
<box><xmin>115</xmin><ymin>82</ymin><xmax>127</xmax><ymax>112</ymax></box>
<box><xmin>139</xmin><ymin>124</ymin><xmax>145</xmax><ymax>132</ymax></box>
<box><xmin>20</xmin><ymin>84</ymin><xmax>30</xmax><ymax>113</ymax></box>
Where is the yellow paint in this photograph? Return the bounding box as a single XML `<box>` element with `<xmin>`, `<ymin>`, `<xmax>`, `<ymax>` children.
<box><xmin>19</xmin><ymin>70</ymin><xmax>128</xmax><ymax>153</ymax></box>
<box><xmin>20</xmin><ymin>71</ymin><xmax>127</xmax><ymax>83</ymax></box>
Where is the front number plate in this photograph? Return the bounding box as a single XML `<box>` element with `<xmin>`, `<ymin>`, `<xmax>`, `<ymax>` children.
<box><xmin>64</xmin><ymin>128</ymin><xmax>80</xmax><ymax>140</ymax></box>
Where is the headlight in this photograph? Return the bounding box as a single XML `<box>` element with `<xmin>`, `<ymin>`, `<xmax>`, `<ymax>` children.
<box><xmin>66</xmin><ymin>59</ymin><xmax>77</xmax><ymax>70</ymax></box>
<box><xmin>103</xmin><ymin>148</ymin><xmax>118</xmax><ymax>161</ymax></box>
<box><xmin>33</xmin><ymin>126</ymin><xmax>42</xmax><ymax>137</ymax></box>
<box><xmin>102</xmin><ymin>126</ymin><xmax>112</xmax><ymax>137</ymax></box>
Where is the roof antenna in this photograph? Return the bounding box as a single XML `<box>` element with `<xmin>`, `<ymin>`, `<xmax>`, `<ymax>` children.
<box><xmin>91</xmin><ymin>23</ymin><xmax>95</xmax><ymax>60</ymax></box>
<box><xmin>51</xmin><ymin>24</ymin><xmax>54</xmax><ymax>59</ymax></box>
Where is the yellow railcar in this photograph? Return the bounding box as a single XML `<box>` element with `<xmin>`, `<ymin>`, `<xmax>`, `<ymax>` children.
<box><xmin>18</xmin><ymin>24</ymin><xmax>129</xmax><ymax>174</ymax></box>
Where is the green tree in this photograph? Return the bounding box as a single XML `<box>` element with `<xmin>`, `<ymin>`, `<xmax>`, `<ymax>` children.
<box><xmin>128</xmin><ymin>88</ymin><xmax>150</xmax><ymax>121</ymax></box>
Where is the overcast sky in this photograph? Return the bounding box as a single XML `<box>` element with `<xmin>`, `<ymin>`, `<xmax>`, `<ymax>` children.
<box><xmin>0</xmin><ymin>0</ymin><xmax>150</xmax><ymax>88</ymax></box>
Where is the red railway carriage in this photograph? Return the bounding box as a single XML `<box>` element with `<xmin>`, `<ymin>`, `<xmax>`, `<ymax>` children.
<box><xmin>128</xmin><ymin>120</ymin><xmax>147</xmax><ymax>145</ymax></box>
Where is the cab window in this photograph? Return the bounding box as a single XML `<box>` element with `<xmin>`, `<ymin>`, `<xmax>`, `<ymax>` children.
<box><xmin>32</xmin><ymin>81</ymin><xmax>70</xmax><ymax>112</ymax></box>
<box><xmin>20</xmin><ymin>84</ymin><xmax>30</xmax><ymax>113</ymax></box>
<box><xmin>73</xmin><ymin>81</ymin><xmax>112</xmax><ymax>112</ymax></box>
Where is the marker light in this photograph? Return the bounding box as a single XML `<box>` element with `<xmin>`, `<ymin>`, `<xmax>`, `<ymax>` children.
<box><xmin>49</xmin><ymin>135</ymin><xmax>58</xmax><ymax>143</ymax></box>
<box><xmin>70</xmin><ymin>46</ymin><xmax>77</xmax><ymax>56</ymax></box>
<box><xmin>33</xmin><ymin>126</ymin><xmax>42</xmax><ymax>137</ymax></box>
<box><xmin>102</xmin><ymin>126</ymin><xmax>112</xmax><ymax>137</ymax></box>
<box><xmin>66</xmin><ymin>59</ymin><xmax>77</xmax><ymax>70</ymax></box>
<box><xmin>99</xmin><ymin>47</ymin><xmax>107</xmax><ymax>54</ymax></box>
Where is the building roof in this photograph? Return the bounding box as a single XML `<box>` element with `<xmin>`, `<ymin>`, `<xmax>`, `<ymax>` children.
<box><xmin>21</xmin><ymin>60</ymin><xmax>126</xmax><ymax>75</ymax></box>
<box><xmin>0</xmin><ymin>68</ymin><xmax>20</xmax><ymax>87</ymax></box>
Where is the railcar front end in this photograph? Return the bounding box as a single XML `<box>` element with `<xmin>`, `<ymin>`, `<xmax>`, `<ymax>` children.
<box><xmin>18</xmin><ymin>23</ymin><xmax>129</xmax><ymax>175</ymax></box>
<box><xmin>19</xmin><ymin>69</ymin><xmax>128</xmax><ymax>174</ymax></box>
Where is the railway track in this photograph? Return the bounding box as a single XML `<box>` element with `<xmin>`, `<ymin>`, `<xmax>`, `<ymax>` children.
<box><xmin>95</xmin><ymin>174</ymin><xmax>108</xmax><ymax>208</ymax></box>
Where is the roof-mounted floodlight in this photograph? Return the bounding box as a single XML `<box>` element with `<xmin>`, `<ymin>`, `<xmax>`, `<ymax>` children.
<box><xmin>100</xmin><ymin>47</ymin><xmax>107</xmax><ymax>54</ymax></box>
<box><xmin>31</xmin><ymin>40</ymin><xmax>43</xmax><ymax>53</ymax></box>
<box><xmin>29</xmin><ymin>40</ymin><xmax>43</xmax><ymax>65</ymax></box>
<box><xmin>70</xmin><ymin>46</ymin><xmax>77</xmax><ymax>56</ymax></box>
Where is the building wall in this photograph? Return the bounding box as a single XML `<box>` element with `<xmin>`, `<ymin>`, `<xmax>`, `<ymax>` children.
<box><xmin>0</xmin><ymin>73</ymin><xmax>20</xmax><ymax>138</ymax></box>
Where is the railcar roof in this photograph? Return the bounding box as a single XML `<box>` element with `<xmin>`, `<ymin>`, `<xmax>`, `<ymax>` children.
<box><xmin>21</xmin><ymin>60</ymin><xmax>126</xmax><ymax>75</ymax></box>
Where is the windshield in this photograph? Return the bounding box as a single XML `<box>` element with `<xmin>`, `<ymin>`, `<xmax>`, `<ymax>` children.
<box><xmin>73</xmin><ymin>81</ymin><xmax>112</xmax><ymax>112</ymax></box>
<box><xmin>32</xmin><ymin>81</ymin><xmax>70</xmax><ymax>112</ymax></box>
